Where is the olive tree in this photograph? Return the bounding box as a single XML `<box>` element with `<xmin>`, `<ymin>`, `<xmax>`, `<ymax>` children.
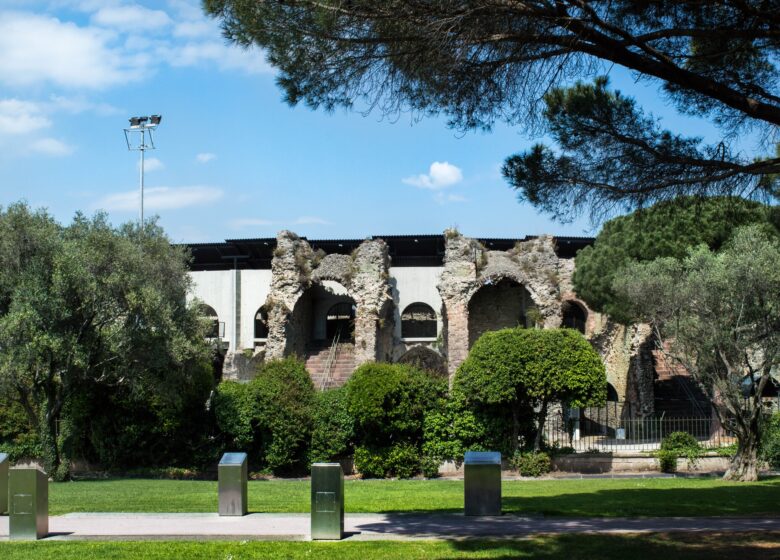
<box><xmin>455</xmin><ymin>328</ymin><xmax>606</xmax><ymax>451</ymax></box>
<box><xmin>0</xmin><ymin>203</ymin><xmax>211</xmax><ymax>479</ymax></box>
<box><xmin>613</xmin><ymin>225</ymin><xmax>780</xmax><ymax>481</ymax></box>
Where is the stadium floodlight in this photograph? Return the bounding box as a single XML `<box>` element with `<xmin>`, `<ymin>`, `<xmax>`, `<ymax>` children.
<box><xmin>124</xmin><ymin>115</ymin><xmax>162</xmax><ymax>230</ymax></box>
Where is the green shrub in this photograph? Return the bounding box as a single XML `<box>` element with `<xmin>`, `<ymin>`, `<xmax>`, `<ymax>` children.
<box><xmin>214</xmin><ymin>357</ymin><xmax>315</xmax><ymax>474</ymax></box>
<box><xmin>345</xmin><ymin>362</ymin><xmax>445</xmax><ymax>446</ymax></box>
<box><xmin>0</xmin><ymin>392</ymin><xmax>41</xmax><ymax>462</ymax></box>
<box><xmin>661</xmin><ymin>431</ymin><xmax>701</xmax><ymax>468</ymax></box>
<box><xmin>661</xmin><ymin>431</ymin><xmax>699</xmax><ymax>452</ymax></box>
<box><xmin>760</xmin><ymin>411</ymin><xmax>780</xmax><ymax>468</ymax></box>
<box><xmin>353</xmin><ymin>446</ymin><xmax>388</xmax><ymax>478</ymax></box>
<box><xmin>510</xmin><ymin>451</ymin><xmax>551</xmax><ymax>477</ymax></box>
<box><xmin>422</xmin><ymin>389</ymin><xmax>516</xmax><ymax>464</ymax></box>
<box><xmin>354</xmin><ymin>443</ymin><xmax>422</xmax><ymax>479</ymax></box>
<box><xmin>657</xmin><ymin>449</ymin><xmax>678</xmax><ymax>473</ymax></box>
<box><xmin>311</xmin><ymin>387</ymin><xmax>355</xmax><ymax>464</ymax></box>
<box><xmin>420</xmin><ymin>455</ymin><xmax>441</xmax><ymax>479</ymax></box>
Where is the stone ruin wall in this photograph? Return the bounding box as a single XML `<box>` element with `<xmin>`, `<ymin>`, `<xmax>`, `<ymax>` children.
<box><xmin>263</xmin><ymin>230</ymin><xmax>395</xmax><ymax>365</ymax></box>
<box><xmin>222</xmin><ymin>228</ymin><xmax>655</xmax><ymax>416</ymax></box>
<box><xmin>437</xmin><ymin>230</ymin><xmax>655</xmax><ymax>416</ymax></box>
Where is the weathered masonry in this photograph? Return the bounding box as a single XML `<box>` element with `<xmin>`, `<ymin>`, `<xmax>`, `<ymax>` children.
<box><xmin>187</xmin><ymin>230</ymin><xmax>657</xmax><ymax>415</ymax></box>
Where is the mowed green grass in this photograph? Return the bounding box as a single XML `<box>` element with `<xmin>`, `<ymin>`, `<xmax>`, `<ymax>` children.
<box><xmin>2</xmin><ymin>533</ymin><xmax>780</xmax><ymax>560</ymax></box>
<box><xmin>47</xmin><ymin>476</ymin><xmax>780</xmax><ymax>517</ymax></box>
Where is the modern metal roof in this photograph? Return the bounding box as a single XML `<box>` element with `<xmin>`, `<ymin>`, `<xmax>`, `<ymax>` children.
<box><xmin>185</xmin><ymin>234</ymin><xmax>594</xmax><ymax>271</ymax></box>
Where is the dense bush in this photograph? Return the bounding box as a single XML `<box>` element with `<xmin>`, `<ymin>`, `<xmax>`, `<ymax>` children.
<box><xmin>214</xmin><ymin>357</ymin><xmax>315</xmax><ymax>474</ymax></box>
<box><xmin>657</xmin><ymin>431</ymin><xmax>702</xmax><ymax>472</ymax></box>
<box><xmin>422</xmin><ymin>389</ymin><xmax>519</xmax><ymax>465</ymax></box>
<box><xmin>656</xmin><ymin>449</ymin><xmax>678</xmax><ymax>473</ymax></box>
<box><xmin>311</xmin><ymin>387</ymin><xmax>355</xmax><ymax>464</ymax></box>
<box><xmin>510</xmin><ymin>451</ymin><xmax>551</xmax><ymax>477</ymax></box>
<box><xmin>79</xmin><ymin>358</ymin><xmax>216</xmax><ymax>469</ymax></box>
<box><xmin>346</xmin><ymin>362</ymin><xmax>444</xmax><ymax>477</ymax></box>
<box><xmin>353</xmin><ymin>442</ymin><xmax>422</xmax><ymax>479</ymax></box>
<box><xmin>0</xmin><ymin>392</ymin><xmax>41</xmax><ymax>461</ymax></box>
<box><xmin>760</xmin><ymin>411</ymin><xmax>780</xmax><ymax>469</ymax></box>
<box><xmin>345</xmin><ymin>362</ymin><xmax>445</xmax><ymax>446</ymax></box>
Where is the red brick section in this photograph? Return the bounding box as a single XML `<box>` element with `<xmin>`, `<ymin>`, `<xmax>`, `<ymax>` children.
<box><xmin>652</xmin><ymin>344</ymin><xmax>689</xmax><ymax>380</ymax></box>
<box><xmin>305</xmin><ymin>343</ymin><xmax>356</xmax><ymax>390</ymax></box>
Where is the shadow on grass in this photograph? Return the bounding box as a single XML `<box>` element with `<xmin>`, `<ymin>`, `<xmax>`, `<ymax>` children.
<box><xmin>443</xmin><ymin>533</ymin><xmax>780</xmax><ymax>560</ymax></box>
<box><xmin>501</xmin><ymin>482</ymin><xmax>780</xmax><ymax>517</ymax></box>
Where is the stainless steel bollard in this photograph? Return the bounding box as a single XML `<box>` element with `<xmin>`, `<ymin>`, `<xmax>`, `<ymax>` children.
<box><xmin>218</xmin><ymin>452</ymin><xmax>248</xmax><ymax>516</ymax></box>
<box><xmin>9</xmin><ymin>467</ymin><xmax>48</xmax><ymax>540</ymax></box>
<box><xmin>311</xmin><ymin>462</ymin><xmax>344</xmax><ymax>540</ymax></box>
<box><xmin>0</xmin><ymin>453</ymin><xmax>8</xmax><ymax>515</ymax></box>
<box><xmin>464</xmin><ymin>451</ymin><xmax>502</xmax><ymax>516</ymax></box>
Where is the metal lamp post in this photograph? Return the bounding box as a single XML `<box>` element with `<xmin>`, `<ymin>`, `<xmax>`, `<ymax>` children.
<box><xmin>124</xmin><ymin>115</ymin><xmax>162</xmax><ymax>229</ymax></box>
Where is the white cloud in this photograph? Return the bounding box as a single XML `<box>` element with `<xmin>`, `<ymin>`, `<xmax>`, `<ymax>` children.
<box><xmin>294</xmin><ymin>216</ymin><xmax>331</xmax><ymax>225</ymax></box>
<box><xmin>91</xmin><ymin>5</ymin><xmax>172</xmax><ymax>31</ymax></box>
<box><xmin>403</xmin><ymin>161</ymin><xmax>463</xmax><ymax>190</ymax></box>
<box><xmin>0</xmin><ymin>99</ymin><xmax>51</xmax><ymax>135</ymax></box>
<box><xmin>0</xmin><ymin>12</ymin><xmax>145</xmax><ymax>89</ymax></box>
<box><xmin>196</xmin><ymin>152</ymin><xmax>216</xmax><ymax>163</ymax></box>
<box><xmin>229</xmin><ymin>218</ymin><xmax>274</xmax><ymax>229</ymax></box>
<box><xmin>141</xmin><ymin>157</ymin><xmax>164</xmax><ymax>172</ymax></box>
<box><xmin>30</xmin><ymin>137</ymin><xmax>75</xmax><ymax>156</ymax></box>
<box><xmin>93</xmin><ymin>185</ymin><xmax>223</xmax><ymax>212</ymax></box>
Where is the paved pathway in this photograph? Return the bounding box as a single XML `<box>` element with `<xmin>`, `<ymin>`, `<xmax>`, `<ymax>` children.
<box><xmin>3</xmin><ymin>513</ymin><xmax>780</xmax><ymax>541</ymax></box>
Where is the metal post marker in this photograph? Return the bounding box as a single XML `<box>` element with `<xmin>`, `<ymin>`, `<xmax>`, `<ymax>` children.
<box><xmin>124</xmin><ymin>115</ymin><xmax>162</xmax><ymax>231</ymax></box>
<box><xmin>9</xmin><ymin>467</ymin><xmax>48</xmax><ymax>540</ymax></box>
<box><xmin>0</xmin><ymin>453</ymin><xmax>8</xmax><ymax>515</ymax></box>
<box><xmin>218</xmin><ymin>452</ymin><xmax>248</xmax><ymax>516</ymax></box>
<box><xmin>311</xmin><ymin>463</ymin><xmax>344</xmax><ymax>540</ymax></box>
<box><xmin>464</xmin><ymin>451</ymin><xmax>502</xmax><ymax>516</ymax></box>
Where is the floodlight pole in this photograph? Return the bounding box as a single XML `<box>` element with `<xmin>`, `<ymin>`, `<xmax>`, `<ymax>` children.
<box><xmin>124</xmin><ymin>115</ymin><xmax>161</xmax><ymax>233</ymax></box>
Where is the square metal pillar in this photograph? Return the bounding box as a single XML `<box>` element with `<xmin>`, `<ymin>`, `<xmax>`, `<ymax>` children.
<box><xmin>0</xmin><ymin>453</ymin><xmax>8</xmax><ymax>515</ymax></box>
<box><xmin>311</xmin><ymin>462</ymin><xmax>344</xmax><ymax>540</ymax></box>
<box><xmin>218</xmin><ymin>452</ymin><xmax>248</xmax><ymax>516</ymax></box>
<box><xmin>9</xmin><ymin>467</ymin><xmax>48</xmax><ymax>540</ymax></box>
<box><xmin>464</xmin><ymin>451</ymin><xmax>502</xmax><ymax>516</ymax></box>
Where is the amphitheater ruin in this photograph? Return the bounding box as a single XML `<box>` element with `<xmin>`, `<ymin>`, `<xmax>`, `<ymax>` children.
<box><xmin>186</xmin><ymin>229</ymin><xmax>673</xmax><ymax>418</ymax></box>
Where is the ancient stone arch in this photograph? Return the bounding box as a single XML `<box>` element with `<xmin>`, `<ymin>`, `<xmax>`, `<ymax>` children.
<box><xmin>263</xmin><ymin>230</ymin><xmax>394</xmax><ymax>367</ymax></box>
<box><xmin>437</xmin><ymin>230</ymin><xmax>563</xmax><ymax>379</ymax></box>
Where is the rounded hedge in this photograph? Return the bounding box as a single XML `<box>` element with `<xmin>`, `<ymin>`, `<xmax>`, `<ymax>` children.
<box><xmin>344</xmin><ymin>362</ymin><xmax>445</xmax><ymax>447</ymax></box>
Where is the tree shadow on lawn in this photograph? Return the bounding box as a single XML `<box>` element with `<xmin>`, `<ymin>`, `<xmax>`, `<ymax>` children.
<box><xmin>500</xmin><ymin>482</ymin><xmax>780</xmax><ymax>517</ymax></box>
<box><xmin>441</xmin><ymin>533</ymin><xmax>780</xmax><ymax>560</ymax></box>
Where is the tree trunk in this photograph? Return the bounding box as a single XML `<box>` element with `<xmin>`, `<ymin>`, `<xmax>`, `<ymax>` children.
<box><xmin>36</xmin><ymin>387</ymin><xmax>70</xmax><ymax>481</ymax></box>
<box><xmin>511</xmin><ymin>406</ymin><xmax>520</xmax><ymax>454</ymax></box>
<box><xmin>724</xmin><ymin>430</ymin><xmax>760</xmax><ymax>482</ymax></box>
<box><xmin>533</xmin><ymin>401</ymin><xmax>549</xmax><ymax>452</ymax></box>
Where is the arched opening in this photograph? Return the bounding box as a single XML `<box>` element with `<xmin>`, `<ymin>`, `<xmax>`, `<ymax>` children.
<box><xmin>326</xmin><ymin>301</ymin><xmax>355</xmax><ymax>342</ymax></box>
<box><xmin>401</xmin><ymin>302</ymin><xmax>437</xmax><ymax>339</ymax></box>
<box><xmin>562</xmin><ymin>300</ymin><xmax>587</xmax><ymax>334</ymax></box>
<box><xmin>198</xmin><ymin>304</ymin><xmax>223</xmax><ymax>339</ymax></box>
<box><xmin>254</xmin><ymin>307</ymin><xmax>269</xmax><ymax>340</ymax></box>
<box><xmin>288</xmin><ymin>281</ymin><xmax>356</xmax><ymax>356</ymax></box>
<box><xmin>467</xmin><ymin>278</ymin><xmax>537</xmax><ymax>348</ymax></box>
<box><xmin>606</xmin><ymin>382</ymin><xmax>619</xmax><ymax>402</ymax></box>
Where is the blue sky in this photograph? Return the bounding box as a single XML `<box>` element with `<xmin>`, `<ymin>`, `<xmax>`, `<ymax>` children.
<box><xmin>0</xmin><ymin>1</ymin><xmax>747</xmax><ymax>242</ymax></box>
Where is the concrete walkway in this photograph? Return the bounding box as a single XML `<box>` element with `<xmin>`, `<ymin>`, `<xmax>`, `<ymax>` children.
<box><xmin>3</xmin><ymin>513</ymin><xmax>780</xmax><ymax>541</ymax></box>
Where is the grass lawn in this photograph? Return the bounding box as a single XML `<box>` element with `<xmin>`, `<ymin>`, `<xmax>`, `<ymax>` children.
<box><xmin>2</xmin><ymin>533</ymin><xmax>780</xmax><ymax>559</ymax></box>
<box><xmin>46</xmin><ymin>476</ymin><xmax>780</xmax><ymax>517</ymax></box>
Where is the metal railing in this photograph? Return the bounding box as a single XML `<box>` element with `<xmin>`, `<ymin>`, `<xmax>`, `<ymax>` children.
<box><xmin>542</xmin><ymin>406</ymin><xmax>734</xmax><ymax>453</ymax></box>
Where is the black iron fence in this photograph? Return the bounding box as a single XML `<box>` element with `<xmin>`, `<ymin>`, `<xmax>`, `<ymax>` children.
<box><xmin>542</xmin><ymin>405</ymin><xmax>734</xmax><ymax>453</ymax></box>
